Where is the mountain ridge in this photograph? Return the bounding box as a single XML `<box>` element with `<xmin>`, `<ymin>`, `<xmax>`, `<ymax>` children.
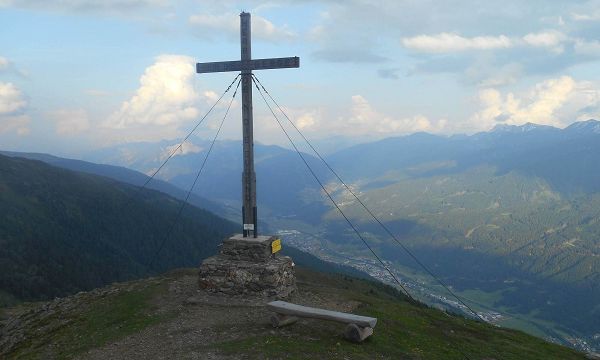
<box><xmin>0</xmin><ymin>154</ymin><xmax>238</xmax><ymax>305</ymax></box>
<box><xmin>0</xmin><ymin>267</ymin><xmax>587</xmax><ymax>359</ymax></box>
<box><xmin>0</xmin><ymin>150</ymin><xmax>234</xmax><ymax>220</ymax></box>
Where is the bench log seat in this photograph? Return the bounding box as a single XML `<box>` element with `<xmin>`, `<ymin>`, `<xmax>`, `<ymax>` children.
<box><xmin>267</xmin><ymin>300</ymin><xmax>377</xmax><ymax>342</ymax></box>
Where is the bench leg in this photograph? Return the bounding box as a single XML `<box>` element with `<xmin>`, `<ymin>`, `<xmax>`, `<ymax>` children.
<box><xmin>344</xmin><ymin>323</ymin><xmax>373</xmax><ymax>343</ymax></box>
<box><xmin>270</xmin><ymin>313</ymin><xmax>298</xmax><ymax>328</ymax></box>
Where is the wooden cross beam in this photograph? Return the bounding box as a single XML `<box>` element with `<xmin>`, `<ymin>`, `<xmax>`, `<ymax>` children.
<box><xmin>196</xmin><ymin>57</ymin><xmax>299</xmax><ymax>73</ymax></box>
<box><xmin>196</xmin><ymin>12</ymin><xmax>300</xmax><ymax>238</ymax></box>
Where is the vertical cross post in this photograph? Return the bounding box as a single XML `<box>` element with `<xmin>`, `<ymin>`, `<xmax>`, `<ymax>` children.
<box><xmin>240</xmin><ymin>12</ymin><xmax>257</xmax><ymax>237</ymax></box>
<box><xmin>196</xmin><ymin>12</ymin><xmax>299</xmax><ymax>239</ymax></box>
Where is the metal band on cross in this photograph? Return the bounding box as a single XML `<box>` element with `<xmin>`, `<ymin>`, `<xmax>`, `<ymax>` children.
<box><xmin>196</xmin><ymin>12</ymin><xmax>300</xmax><ymax>238</ymax></box>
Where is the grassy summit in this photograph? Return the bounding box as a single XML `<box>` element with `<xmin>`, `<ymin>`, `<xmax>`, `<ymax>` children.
<box><xmin>0</xmin><ymin>268</ymin><xmax>585</xmax><ymax>359</ymax></box>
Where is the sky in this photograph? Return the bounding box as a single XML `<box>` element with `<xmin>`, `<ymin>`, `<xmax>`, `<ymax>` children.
<box><xmin>1</xmin><ymin>0</ymin><xmax>600</xmax><ymax>157</ymax></box>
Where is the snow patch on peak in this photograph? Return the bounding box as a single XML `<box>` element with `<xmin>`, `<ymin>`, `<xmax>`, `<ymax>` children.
<box><xmin>491</xmin><ymin>122</ymin><xmax>556</xmax><ymax>133</ymax></box>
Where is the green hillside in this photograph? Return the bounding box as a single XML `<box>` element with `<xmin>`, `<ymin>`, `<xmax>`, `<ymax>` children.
<box><xmin>0</xmin><ymin>154</ymin><xmax>238</xmax><ymax>306</ymax></box>
<box><xmin>336</xmin><ymin>165</ymin><xmax>599</xmax><ymax>285</ymax></box>
<box><xmin>0</xmin><ymin>150</ymin><xmax>235</xmax><ymax>220</ymax></box>
<box><xmin>319</xmin><ymin>165</ymin><xmax>599</xmax><ymax>349</ymax></box>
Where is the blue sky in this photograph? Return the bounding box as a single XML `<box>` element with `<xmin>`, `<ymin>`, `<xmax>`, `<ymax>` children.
<box><xmin>1</xmin><ymin>0</ymin><xmax>600</xmax><ymax>157</ymax></box>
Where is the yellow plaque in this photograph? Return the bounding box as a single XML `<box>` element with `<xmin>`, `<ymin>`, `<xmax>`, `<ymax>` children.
<box><xmin>271</xmin><ymin>238</ymin><xmax>282</xmax><ymax>254</ymax></box>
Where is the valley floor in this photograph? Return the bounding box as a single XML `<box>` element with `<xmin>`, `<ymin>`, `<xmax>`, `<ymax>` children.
<box><xmin>0</xmin><ymin>268</ymin><xmax>587</xmax><ymax>360</ymax></box>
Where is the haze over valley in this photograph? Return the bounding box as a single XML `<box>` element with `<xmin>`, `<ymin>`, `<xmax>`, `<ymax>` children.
<box><xmin>2</xmin><ymin>1</ymin><xmax>600</xmax><ymax>358</ymax></box>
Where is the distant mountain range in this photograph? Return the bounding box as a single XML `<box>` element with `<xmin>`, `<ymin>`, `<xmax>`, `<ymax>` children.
<box><xmin>83</xmin><ymin>139</ymin><xmax>333</xmax><ymax>227</ymax></box>
<box><xmin>70</xmin><ymin>119</ymin><xmax>600</xmax><ymax>352</ymax></box>
<box><xmin>327</xmin><ymin>119</ymin><xmax>600</xmax><ymax>194</ymax></box>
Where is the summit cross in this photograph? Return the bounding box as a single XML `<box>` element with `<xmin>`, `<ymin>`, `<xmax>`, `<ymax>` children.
<box><xmin>196</xmin><ymin>12</ymin><xmax>300</xmax><ymax>238</ymax></box>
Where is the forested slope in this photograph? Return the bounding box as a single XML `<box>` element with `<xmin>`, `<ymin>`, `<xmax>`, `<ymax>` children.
<box><xmin>0</xmin><ymin>154</ymin><xmax>237</xmax><ymax>305</ymax></box>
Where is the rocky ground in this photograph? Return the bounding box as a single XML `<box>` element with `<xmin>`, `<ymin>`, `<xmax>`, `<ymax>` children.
<box><xmin>0</xmin><ymin>268</ymin><xmax>588</xmax><ymax>360</ymax></box>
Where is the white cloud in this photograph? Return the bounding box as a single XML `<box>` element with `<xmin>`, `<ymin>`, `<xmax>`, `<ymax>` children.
<box><xmin>296</xmin><ymin>112</ymin><xmax>317</xmax><ymax>130</ymax></box>
<box><xmin>522</xmin><ymin>30</ymin><xmax>567</xmax><ymax>54</ymax></box>
<box><xmin>104</xmin><ymin>55</ymin><xmax>200</xmax><ymax>138</ymax></box>
<box><xmin>269</xmin><ymin>95</ymin><xmax>443</xmax><ymax>140</ymax></box>
<box><xmin>277</xmin><ymin>75</ymin><xmax>599</xmax><ymax>138</ymax></box>
<box><xmin>100</xmin><ymin>54</ymin><xmax>233</xmax><ymax>144</ymax></box>
<box><xmin>401</xmin><ymin>33</ymin><xmax>513</xmax><ymax>53</ymax></box>
<box><xmin>202</xmin><ymin>90</ymin><xmax>219</xmax><ymax>103</ymax></box>
<box><xmin>0</xmin><ymin>82</ymin><xmax>26</xmax><ymax>114</ymax></box>
<box><xmin>260</xmin><ymin>96</ymin><xmax>447</xmax><ymax>141</ymax></box>
<box><xmin>0</xmin><ymin>82</ymin><xmax>29</xmax><ymax>135</ymax></box>
<box><xmin>569</xmin><ymin>82</ymin><xmax>600</xmax><ymax>121</ymax></box>
<box><xmin>189</xmin><ymin>13</ymin><xmax>295</xmax><ymax>42</ymax></box>
<box><xmin>249</xmin><ymin>105</ymin><xmax>322</xmax><ymax>146</ymax></box>
<box><xmin>522</xmin><ymin>31</ymin><xmax>565</xmax><ymax>48</ymax></box>
<box><xmin>467</xmin><ymin>76</ymin><xmax>600</xmax><ymax>131</ymax></box>
<box><xmin>345</xmin><ymin>95</ymin><xmax>446</xmax><ymax>135</ymax></box>
<box><xmin>159</xmin><ymin>140</ymin><xmax>202</xmax><ymax>160</ymax></box>
<box><xmin>402</xmin><ymin>31</ymin><xmax>569</xmax><ymax>54</ymax></box>
<box><xmin>49</xmin><ymin>109</ymin><xmax>90</xmax><ymax>136</ymax></box>
<box><xmin>571</xmin><ymin>12</ymin><xmax>600</xmax><ymax>21</ymax></box>
<box><xmin>250</xmin><ymin>95</ymin><xmax>450</xmax><ymax>145</ymax></box>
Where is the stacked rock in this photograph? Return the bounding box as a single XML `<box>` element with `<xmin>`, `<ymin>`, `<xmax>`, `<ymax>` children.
<box><xmin>198</xmin><ymin>234</ymin><xmax>296</xmax><ymax>298</ymax></box>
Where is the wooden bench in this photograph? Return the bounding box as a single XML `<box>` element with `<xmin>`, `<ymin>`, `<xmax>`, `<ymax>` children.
<box><xmin>267</xmin><ymin>300</ymin><xmax>377</xmax><ymax>342</ymax></box>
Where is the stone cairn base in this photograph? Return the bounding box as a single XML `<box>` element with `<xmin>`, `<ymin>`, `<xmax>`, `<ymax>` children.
<box><xmin>198</xmin><ymin>234</ymin><xmax>296</xmax><ymax>298</ymax></box>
